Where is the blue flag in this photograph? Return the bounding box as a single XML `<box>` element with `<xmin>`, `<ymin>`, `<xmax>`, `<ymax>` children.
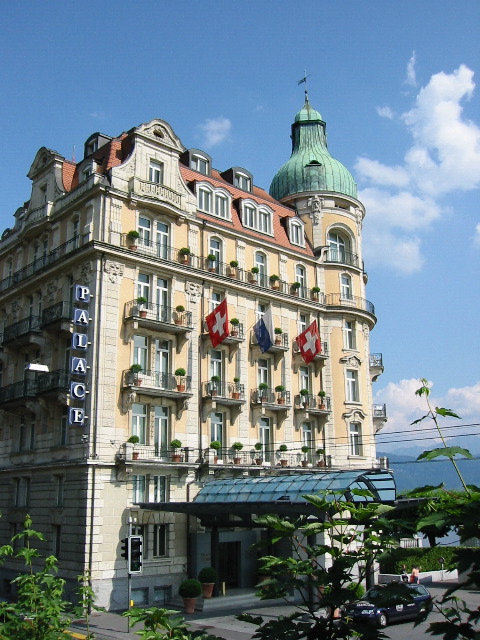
<box><xmin>254</xmin><ymin>306</ymin><xmax>274</xmax><ymax>352</ymax></box>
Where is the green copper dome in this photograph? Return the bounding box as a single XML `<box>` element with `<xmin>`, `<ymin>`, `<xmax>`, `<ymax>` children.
<box><xmin>270</xmin><ymin>100</ymin><xmax>357</xmax><ymax>200</ymax></box>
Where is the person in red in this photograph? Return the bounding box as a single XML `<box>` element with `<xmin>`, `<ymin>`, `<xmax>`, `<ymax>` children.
<box><xmin>410</xmin><ymin>565</ymin><xmax>420</xmax><ymax>583</ymax></box>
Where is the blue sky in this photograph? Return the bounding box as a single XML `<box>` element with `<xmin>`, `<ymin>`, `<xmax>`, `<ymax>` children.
<box><xmin>1</xmin><ymin>1</ymin><xmax>479</xmax><ymax>455</ymax></box>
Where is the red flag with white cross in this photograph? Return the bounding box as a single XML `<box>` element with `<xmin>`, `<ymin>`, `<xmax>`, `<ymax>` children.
<box><xmin>296</xmin><ymin>320</ymin><xmax>321</xmax><ymax>364</ymax></box>
<box><xmin>205</xmin><ymin>298</ymin><xmax>229</xmax><ymax>347</ymax></box>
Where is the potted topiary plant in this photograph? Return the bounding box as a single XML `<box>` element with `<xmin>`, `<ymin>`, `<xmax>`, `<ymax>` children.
<box><xmin>291</xmin><ymin>281</ymin><xmax>301</xmax><ymax>295</ymax></box>
<box><xmin>232</xmin><ymin>376</ymin><xmax>241</xmax><ymax>400</ymax></box>
<box><xmin>318</xmin><ymin>390</ymin><xmax>326</xmax><ymax>409</ymax></box>
<box><xmin>170</xmin><ymin>439</ymin><xmax>182</xmax><ymax>463</ymax></box>
<box><xmin>258</xmin><ymin>382</ymin><xmax>268</xmax><ymax>402</ymax></box>
<box><xmin>210</xmin><ymin>375</ymin><xmax>220</xmax><ymax>396</ymax></box>
<box><xmin>250</xmin><ymin>266</ymin><xmax>259</xmax><ymax>283</ymax></box>
<box><xmin>209</xmin><ymin>440</ymin><xmax>222</xmax><ymax>463</ymax></box>
<box><xmin>174</xmin><ymin>368</ymin><xmax>186</xmax><ymax>391</ymax></box>
<box><xmin>127</xmin><ymin>230</ymin><xmax>140</xmax><ymax>250</ymax></box>
<box><xmin>178</xmin><ymin>578</ymin><xmax>202</xmax><ymax>614</ymax></box>
<box><xmin>136</xmin><ymin>296</ymin><xmax>148</xmax><ymax>318</ymax></box>
<box><xmin>275</xmin><ymin>384</ymin><xmax>285</xmax><ymax>404</ymax></box>
<box><xmin>278</xmin><ymin>443</ymin><xmax>288</xmax><ymax>466</ymax></box>
<box><xmin>299</xmin><ymin>388</ymin><xmax>309</xmax><ymax>407</ymax></box>
<box><xmin>254</xmin><ymin>441</ymin><xmax>263</xmax><ymax>465</ymax></box>
<box><xmin>206</xmin><ymin>254</ymin><xmax>217</xmax><ymax>271</ymax></box>
<box><xmin>316</xmin><ymin>448</ymin><xmax>326</xmax><ymax>467</ymax></box>
<box><xmin>127</xmin><ymin>434</ymin><xmax>140</xmax><ymax>460</ymax></box>
<box><xmin>179</xmin><ymin>247</ymin><xmax>191</xmax><ymax>264</ymax></box>
<box><xmin>228</xmin><ymin>260</ymin><xmax>238</xmax><ymax>277</ymax></box>
<box><xmin>129</xmin><ymin>363</ymin><xmax>143</xmax><ymax>385</ymax></box>
<box><xmin>232</xmin><ymin>441</ymin><xmax>243</xmax><ymax>464</ymax></box>
<box><xmin>311</xmin><ymin>285</ymin><xmax>321</xmax><ymax>300</ymax></box>
<box><xmin>274</xmin><ymin>327</ymin><xmax>283</xmax><ymax>345</ymax></box>
<box><xmin>230</xmin><ymin>317</ymin><xmax>240</xmax><ymax>337</ymax></box>
<box><xmin>174</xmin><ymin>304</ymin><xmax>185</xmax><ymax>325</ymax></box>
<box><xmin>301</xmin><ymin>445</ymin><xmax>309</xmax><ymax>467</ymax></box>
<box><xmin>198</xmin><ymin>566</ymin><xmax>217</xmax><ymax>599</ymax></box>
<box><xmin>269</xmin><ymin>274</ymin><xmax>280</xmax><ymax>289</ymax></box>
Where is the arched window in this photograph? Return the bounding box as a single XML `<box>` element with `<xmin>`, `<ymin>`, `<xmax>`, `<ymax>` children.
<box><xmin>327</xmin><ymin>231</ymin><xmax>347</xmax><ymax>262</ymax></box>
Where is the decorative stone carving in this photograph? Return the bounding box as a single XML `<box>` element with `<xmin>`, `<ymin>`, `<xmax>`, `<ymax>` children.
<box><xmin>10</xmin><ymin>300</ymin><xmax>21</xmax><ymax>320</ymax></box>
<box><xmin>75</xmin><ymin>261</ymin><xmax>93</xmax><ymax>285</ymax></box>
<box><xmin>185</xmin><ymin>281</ymin><xmax>202</xmax><ymax>303</ymax></box>
<box><xmin>122</xmin><ymin>390</ymin><xmax>137</xmax><ymax>414</ymax></box>
<box><xmin>307</xmin><ymin>195</ymin><xmax>324</xmax><ymax>223</ymax></box>
<box><xmin>46</xmin><ymin>280</ymin><xmax>59</xmax><ymax>302</ymax></box>
<box><xmin>104</xmin><ymin>260</ymin><xmax>124</xmax><ymax>284</ymax></box>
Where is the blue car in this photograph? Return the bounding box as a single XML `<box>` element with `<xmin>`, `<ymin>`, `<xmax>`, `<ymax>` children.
<box><xmin>344</xmin><ymin>583</ymin><xmax>433</xmax><ymax>628</ymax></box>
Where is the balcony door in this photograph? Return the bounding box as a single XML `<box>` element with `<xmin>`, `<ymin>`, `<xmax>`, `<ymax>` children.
<box><xmin>156</xmin><ymin>221</ymin><xmax>169</xmax><ymax>259</ymax></box>
<box><xmin>259</xmin><ymin>417</ymin><xmax>271</xmax><ymax>461</ymax></box>
<box><xmin>154</xmin><ymin>406</ymin><xmax>169</xmax><ymax>456</ymax></box>
<box><xmin>156</xmin><ymin>278</ymin><xmax>169</xmax><ymax>321</ymax></box>
<box><xmin>155</xmin><ymin>340</ymin><xmax>170</xmax><ymax>388</ymax></box>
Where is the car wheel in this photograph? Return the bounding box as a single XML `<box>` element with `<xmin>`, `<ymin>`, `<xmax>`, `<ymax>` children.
<box><xmin>377</xmin><ymin>612</ymin><xmax>388</xmax><ymax>628</ymax></box>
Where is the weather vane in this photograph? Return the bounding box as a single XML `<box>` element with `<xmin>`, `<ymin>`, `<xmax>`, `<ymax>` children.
<box><xmin>297</xmin><ymin>70</ymin><xmax>311</xmax><ymax>102</ymax></box>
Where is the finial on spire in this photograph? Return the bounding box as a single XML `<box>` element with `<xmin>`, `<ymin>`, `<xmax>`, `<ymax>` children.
<box><xmin>297</xmin><ymin>70</ymin><xmax>311</xmax><ymax>104</ymax></box>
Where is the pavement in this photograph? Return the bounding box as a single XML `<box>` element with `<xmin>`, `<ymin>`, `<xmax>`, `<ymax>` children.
<box><xmin>69</xmin><ymin>581</ymin><xmax>478</xmax><ymax>640</ymax></box>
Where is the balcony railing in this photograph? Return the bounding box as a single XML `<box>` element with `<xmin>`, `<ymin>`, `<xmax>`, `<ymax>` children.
<box><xmin>122</xmin><ymin>370</ymin><xmax>192</xmax><ymax>391</ymax></box>
<box><xmin>293</xmin><ymin>340</ymin><xmax>329</xmax><ymax>358</ymax></box>
<box><xmin>2</xmin><ymin>315</ymin><xmax>42</xmax><ymax>344</ymax></box>
<box><xmin>250</xmin><ymin>331</ymin><xmax>289</xmax><ymax>349</ymax></box>
<box><xmin>41</xmin><ymin>301</ymin><xmax>73</xmax><ymax>326</ymax></box>
<box><xmin>369</xmin><ymin>353</ymin><xmax>383</xmax><ymax>368</ymax></box>
<box><xmin>0</xmin><ymin>378</ymin><xmax>37</xmax><ymax>403</ymax></box>
<box><xmin>0</xmin><ymin>236</ymin><xmax>83</xmax><ymax>293</ymax></box>
<box><xmin>373</xmin><ymin>404</ymin><xmax>387</xmax><ymax>419</ymax></box>
<box><xmin>36</xmin><ymin>369</ymin><xmax>69</xmax><ymax>394</ymax></box>
<box><xmin>324</xmin><ymin>248</ymin><xmax>359</xmax><ymax>268</ymax></box>
<box><xmin>251</xmin><ymin>388</ymin><xmax>291</xmax><ymax>405</ymax></box>
<box><xmin>294</xmin><ymin>394</ymin><xmax>331</xmax><ymax>412</ymax></box>
<box><xmin>124</xmin><ymin>300</ymin><xmax>193</xmax><ymax>328</ymax></box>
<box><xmin>202</xmin><ymin>381</ymin><xmax>245</xmax><ymax>400</ymax></box>
<box><xmin>324</xmin><ymin>293</ymin><xmax>375</xmax><ymax>316</ymax></box>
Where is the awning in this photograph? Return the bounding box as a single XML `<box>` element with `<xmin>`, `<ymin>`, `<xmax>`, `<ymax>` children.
<box><xmin>139</xmin><ymin>469</ymin><xmax>396</xmax><ymax>527</ymax></box>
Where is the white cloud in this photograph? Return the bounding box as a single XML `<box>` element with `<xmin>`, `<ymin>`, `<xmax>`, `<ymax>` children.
<box><xmin>374</xmin><ymin>379</ymin><xmax>480</xmax><ymax>453</ymax></box>
<box><xmin>474</xmin><ymin>222</ymin><xmax>480</xmax><ymax>247</ymax></box>
<box><xmin>357</xmin><ymin>63</ymin><xmax>480</xmax><ymax>273</ymax></box>
<box><xmin>405</xmin><ymin>51</ymin><xmax>417</xmax><ymax>87</ymax></box>
<box><xmin>376</xmin><ymin>106</ymin><xmax>395</xmax><ymax>120</ymax></box>
<box><xmin>198</xmin><ymin>117</ymin><xmax>231</xmax><ymax>148</ymax></box>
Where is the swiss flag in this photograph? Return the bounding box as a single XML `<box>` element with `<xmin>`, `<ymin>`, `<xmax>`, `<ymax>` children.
<box><xmin>296</xmin><ymin>320</ymin><xmax>321</xmax><ymax>364</ymax></box>
<box><xmin>205</xmin><ymin>299</ymin><xmax>229</xmax><ymax>347</ymax></box>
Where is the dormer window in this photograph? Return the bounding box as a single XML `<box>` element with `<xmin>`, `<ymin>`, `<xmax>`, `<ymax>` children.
<box><xmin>235</xmin><ymin>172</ymin><xmax>251</xmax><ymax>192</ymax></box>
<box><xmin>191</xmin><ymin>154</ymin><xmax>210</xmax><ymax>176</ymax></box>
<box><xmin>240</xmin><ymin>201</ymin><xmax>273</xmax><ymax>235</ymax></box>
<box><xmin>215</xmin><ymin>193</ymin><xmax>228</xmax><ymax>219</ymax></box>
<box><xmin>86</xmin><ymin>140</ymin><xmax>98</xmax><ymax>156</ymax></box>
<box><xmin>197</xmin><ymin>184</ymin><xmax>230</xmax><ymax>220</ymax></box>
<box><xmin>289</xmin><ymin>219</ymin><xmax>305</xmax><ymax>247</ymax></box>
<box><xmin>149</xmin><ymin>160</ymin><xmax>164</xmax><ymax>184</ymax></box>
<box><xmin>198</xmin><ymin>186</ymin><xmax>213</xmax><ymax>213</ymax></box>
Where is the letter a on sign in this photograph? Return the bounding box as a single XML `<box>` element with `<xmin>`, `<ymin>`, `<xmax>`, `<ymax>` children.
<box><xmin>73</xmin><ymin>309</ymin><xmax>89</xmax><ymax>325</ymax></box>
<box><xmin>71</xmin><ymin>357</ymin><xmax>87</xmax><ymax>375</ymax></box>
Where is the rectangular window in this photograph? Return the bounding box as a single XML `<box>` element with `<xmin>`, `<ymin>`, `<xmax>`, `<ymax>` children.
<box><xmin>215</xmin><ymin>194</ymin><xmax>228</xmax><ymax>218</ymax></box>
<box><xmin>235</xmin><ymin>173</ymin><xmax>251</xmax><ymax>191</ymax></box>
<box><xmin>54</xmin><ymin>475</ymin><xmax>64</xmax><ymax>507</ymax></box>
<box><xmin>346</xmin><ymin>370</ymin><xmax>359</xmax><ymax>402</ymax></box>
<box><xmin>60</xmin><ymin>411</ymin><xmax>68</xmax><ymax>446</ymax></box>
<box><xmin>349</xmin><ymin>422</ymin><xmax>363</xmax><ymax>456</ymax></box>
<box><xmin>149</xmin><ymin>161</ymin><xmax>163</xmax><ymax>184</ymax></box>
<box><xmin>258</xmin><ymin>209</ymin><xmax>271</xmax><ymax>234</ymax></box>
<box><xmin>152</xmin><ymin>476</ymin><xmax>167</xmax><ymax>503</ymax></box>
<box><xmin>19</xmin><ymin>418</ymin><xmax>35</xmax><ymax>451</ymax></box>
<box><xmin>131</xmin><ymin>588</ymin><xmax>148</xmax><ymax>605</ymax></box>
<box><xmin>191</xmin><ymin>155</ymin><xmax>209</xmax><ymax>175</ymax></box>
<box><xmin>153</xmin><ymin>524</ymin><xmax>168</xmax><ymax>557</ymax></box>
<box><xmin>154</xmin><ymin>585</ymin><xmax>172</xmax><ymax>604</ymax></box>
<box><xmin>132</xmin><ymin>475</ymin><xmax>146</xmax><ymax>503</ymax></box>
<box><xmin>198</xmin><ymin>188</ymin><xmax>212</xmax><ymax>213</ymax></box>
<box><xmin>243</xmin><ymin>205</ymin><xmax>256</xmax><ymax>229</ymax></box>
<box><xmin>344</xmin><ymin>321</ymin><xmax>356</xmax><ymax>350</ymax></box>
<box><xmin>290</xmin><ymin>221</ymin><xmax>304</xmax><ymax>246</ymax></box>
<box><xmin>14</xmin><ymin>477</ymin><xmax>30</xmax><ymax>507</ymax></box>
<box><xmin>210</xmin><ymin>411</ymin><xmax>224</xmax><ymax>445</ymax></box>
<box><xmin>132</xmin><ymin>404</ymin><xmax>147</xmax><ymax>443</ymax></box>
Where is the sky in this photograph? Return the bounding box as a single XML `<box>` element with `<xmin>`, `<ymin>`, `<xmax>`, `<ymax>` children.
<box><xmin>0</xmin><ymin>1</ymin><xmax>479</xmax><ymax>456</ymax></box>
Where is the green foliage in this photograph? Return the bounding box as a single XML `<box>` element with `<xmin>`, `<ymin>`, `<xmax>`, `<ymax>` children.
<box><xmin>209</xmin><ymin>440</ymin><xmax>222</xmax><ymax>451</ymax></box>
<box><xmin>123</xmin><ymin>607</ymin><xmax>223</xmax><ymax>639</ymax></box>
<box><xmin>178</xmin><ymin>579</ymin><xmax>202</xmax><ymax>598</ymax></box>
<box><xmin>0</xmin><ymin>515</ymin><xmax>100</xmax><ymax>640</ymax></box>
<box><xmin>379</xmin><ymin>545</ymin><xmax>457</xmax><ymax>574</ymax></box>
<box><xmin>198</xmin><ymin>566</ymin><xmax>217</xmax><ymax>583</ymax></box>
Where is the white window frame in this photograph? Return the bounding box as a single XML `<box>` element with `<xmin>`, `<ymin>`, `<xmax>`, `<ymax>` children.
<box><xmin>191</xmin><ymin>154</ymin><xmax>209</xmax><ymax>175</ymax></box>
<box><xmin>344</xmin><ymin>320</ymin><xmax>356</xmax><ymax>350</ymax></box>
<box><xmin>346</xmin><ymin>369</ymin><xmax>359</xmax><ymax>403</ymax></box>
<box><xmin>149</xmin><ymin>160</ymin><xmax>164</xmax><ymax>184</ymax></box>
<box><xmin>132</xmin><ymin>403</ymin><xmax>147</xmax><ymax>443</ymax></box>
<box><xmin>198</xmin><ymin>186</ymin><xmax>213</xmax><ymax>213</ymax></box>
<box><xmin>328</xmin><ymin>230</ymin><xmax>347</xmax><ymax>261</ymax></box>
<box><xmin>289</xmin><ymin>220</ymin><xmax>305</xmax><ymax>247</ymax></box>
<box><xmin>258</xmin><ymin>208</ymin><xmax>272</xmax><ymax>234</ymax></box>
<box><xmin>152</xmin><ymin>475</ymin><xmax>167</xmax><ymax>503</ymax></box>
<box><xmin>153</xmin><ymin>524</ymin><xmax>168</xmax><ymax>557</ymax></box>
<box><xmin>349</xmin><ymin>422</ymin><xmax>363</xmax><ymax>456</ymax></box>
<box><xmin>214</xmin><ymin>192</ymin><xmax>229</xmax><ymax>219</ymax></box>
<box><xmin>210</xmin><ymin>411</ymin><xmax>224</xmax><ymax>445</ymax></box>
<box><xmin>235</xmin><ymin>172</ymin><xmax>251</xmax><ymax>191</ymax></box>
<box><xmin>340</xmin><ymin>274</ymin><xmax>352</xmax><ymax>300</ymax></box>
<box><xmin>132</xmin><ymin>475</ymin><xmax>146</xmax><ymax>503</ymax></box>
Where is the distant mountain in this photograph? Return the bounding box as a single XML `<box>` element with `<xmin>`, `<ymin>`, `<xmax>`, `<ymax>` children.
<box><xmin>377</xmin><ymin>451</ymin><xmax>480</xmax><ymax>494</ymax></box>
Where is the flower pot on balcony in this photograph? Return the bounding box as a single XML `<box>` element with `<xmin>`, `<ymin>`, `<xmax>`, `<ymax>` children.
<box><xmin>280</xmin><ymin>459</ymin><xmax>288</xmax><ymax>467</ymax></box>
<box><xmin>233</xmin><ymin>457</ymin><xmax>241</xmax><ymax>464</ymax></box>
<box><xmin>255</xmin><ymin>458</ymin><xmax>262</xmax><ymax>465</ymax></box>
<box><xmin>132</xmin><ymin>451</ymin><xmax>139</xmax><ymax>460</ymax></box>
<box><xmin>277</xmin><ymin>397</ymin><xmax>285</xmax><ymax>405</ymax></box>
<box><xmin>172</xmin><ymin>454</ymin><xmax>182</xmax><ymax>463</ymax></box>
<box><xmin>275</xmin><ymin>337</ymin><xmax>282</xmax><ymax>345</ymax></box>
<box><xmin>139</xmin><ymin>310</ymin><xmax>147</xmax><ymax>318</ymax></box>
<box><xmin>177</xmin><ymin>384</ymin><xmax>186</xmax><ymax>392</ymax></box>
<box><xmin>317</xmin><ymin>460</ymin><xmax>326</xmax><ymax>467</ymax></box>
<box><xmin>301</xmin><ymin>460</ymin><xmax>308</xmax><ymax>467</ymax></box>
<box><xmin>232</xmin><ymin>392</ymin><xmax>240</xmax><ymax>400</ymax></box>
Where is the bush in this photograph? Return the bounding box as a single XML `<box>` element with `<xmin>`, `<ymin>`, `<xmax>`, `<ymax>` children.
<box><xmin>198</xmin><ymin>567</ymin><xmax>217</xmax><ymax>583</ymax></box>
<box><xmin>178</xmin><ymin>579</ymin><xmax>202</xmax><ymax>598</ymax></box>
<box><xmin>209</xmin><ymin>440</ymin><xmax>221</xmax><ymax>451</ymax></box>
<box><xmin>379</xmin><ymin>545</ymin><xmax>457</xmax><ymax>573</ymax></box>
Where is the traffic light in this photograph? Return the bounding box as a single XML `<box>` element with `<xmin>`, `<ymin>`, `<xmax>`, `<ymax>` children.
<box><xmin>121</xmin><ymin>538</ymin><xmax>128</xmax><ymax>559</ymax></box>
<box><xmin>128</xmin><ymin>535</ymin><xmax>143</xmax><ymax>574</ymax></box>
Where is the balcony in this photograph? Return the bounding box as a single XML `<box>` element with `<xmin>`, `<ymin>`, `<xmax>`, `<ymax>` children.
<box><xmin>369</xmin><ymin>353</ymin><xmax>384</xmax><ymax>381</ymax></box>
<box><xmin>294</xmin><ymin>394</ymin><xmax>331</xmax><ymax>415</ymax></box>
<box><xmin>324</xmin><ymin>293</ymin><xmax>375</xmax><ymax>317</ymax></box>
<box><xmin>124</xmin><ymin>301</ymin><xmax>193</xmax><ymax>351</ymax></box>
<box><xmin>0</xmin><ymin>236</ymin><xmax>84</xmax><ymax>294</ymax></box>
<box><xmin>0</xmin><ymin>378</ymin><xmax>37</xmax><ymax>405</ymax></box>
<box><xmin>1</xmin><ymin>315</ymin><xmax>42</xmax><ymax>347</ymax></box>
<box><xmin>292</xmin><ymin>340</ymin><xmax>328</xmax><ymax>374</ymax></box>
<box><xmin>372</xmin><ymin>403</ymin><xmax>387</xmax><ymax>433</ymax></box>
<box><xmin>122</xmin><ymin>369</ymin><xmax>193</xmax><ymax>418</ymax></box>
<box><xmin>250</xmin><ymin>388</ymin><xmax>292</xmax><ymax>413</ymax></box>
<box><xmin>250</xmin><ymin>331</ymin><xmax>289</xmax><ymax>368</ymax></box>
<box><xmin>120</xmin><ymin>444</ymin><xmax>204</xmax><ymax>465</ymax></box>
<box><xmin>36</xmin><ymin>369</ymin><xmax>69</xmax><ymax>395</ymax></box>
<box><xmin>202</xmin><ymin>380</ymin><xmax>246</xmax><ymax>404</ymax></box>
<box><xmin>41</xmin><ymin>301</ymin><xmax>73</xmax><ymax>331</ymax></box>
<box><xmin>324</xmin><ymin>248</ymin><xmax>360</xmax><ymax>268</ymax></box>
